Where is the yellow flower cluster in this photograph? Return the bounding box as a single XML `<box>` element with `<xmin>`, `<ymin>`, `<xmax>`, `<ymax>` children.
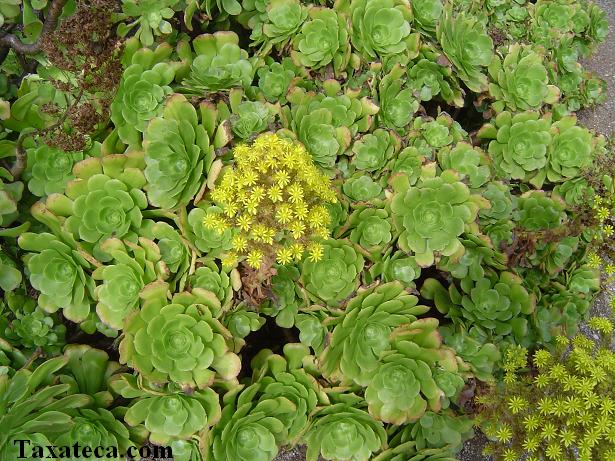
<box><xmin>203</xmin><ymin>133</ymin><xmax>337</xmax><ymax>269</ymax></box>
<box><xmin>478</xmin><ymin>318</ymin><xmax>615</xmax><ymax>461</ymax></box>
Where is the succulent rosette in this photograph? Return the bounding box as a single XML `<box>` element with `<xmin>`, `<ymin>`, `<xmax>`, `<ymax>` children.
<box><xmin>54</xmin><ymin>409</ymin><xmax>133</xmax><ymax>459</ymax></box>
<box><xmin>411</xmin><ymin>0</ymin><xmax>443</xmax><ymax>36</ymax></box>
<box><xmin>257</xmin><ymin>58</ymin><xmax>298</xmax><ymax>103</ymax></box>
<box><xmin>391</xmin><ymin>170</ymin><xmax>487</xmax><ymax>267</ymax></box>
<box><xmin>364</xmin><ymin>319</ymin><xmax>462</xmax><ymax>424</ymax></box>
<box><xmin>249</xmin><ymin>0</ymin><xmax>307</xmax><ymax>54</ymax></box>
<box><xmin>26</xmin><ymin>145</ymin><xmax>83</xmax><ymax>197</ymax></box>
<box><xmin>546</xmin><ymin>116</ymin><xmax>599</xmax><ymax>182</ymax></box>
<box><xmin>19</xmin><ymin>232</ymin><xmax>95</xmax><ymax>322</ymax></box>
<box><xmin>281</xmin><ymin>84</ymin><xmax>378</xmax><ymax>169</ymax></box>
<box><xmin>514</xmin><ymin>191</ymin><xmax>566</xmax><ymax>230</ymax></box>
<box><xmin>182</xmin><ymin>31</ymin><xmax>256</xmax><ymax>92</ymax></box>
<box><xmin>436</xmin><ymin>6</ymin><xmax>494</xmax><ymax>92</ymax></box>
<box><xmin>305</xmin><ymin>403</ymin><xmax>387</xmax><ymax>461</ymax></box>
<box><xmin>41</xmin><ymin>153</ymin><xmax>148</xmax><ymax>262</ymax></box>
<box><xmin>300</xmin><ymin>238</ymin><xmax>364</xmax><ymax>306</ymax></box>
<box><xmin>93</xmin><ymin>238</ymin><xmax>166</xmax><ymax>330</ymax></box>
<box><xmin>488</xmin><ymin>44</ymin><xmax>560</xmax><ymax>113</ymax></box>
<box><xmin>110</xmin><ymin>42</ymin><xmax>176</xmax><ymax>148</ymax></box>
<box><xmin>143</xmin><ymin>94</ymin><xmax>215</xmax><ymax>209</ymax></box>
<box><xmin>206</xmin><ymin>382</ymin><xmax>298</xmax><ymax>461</ymax></box>
<box><xmin>408</xmin><ymin>54</ymin><xmax>464</xmax><ymax>108</ymax></box>
<box><xmin>125</xmin><ymin>390</ymin><xmax>221</xmax><ymax>444</ymax></box>
<box><xmin>189</xmin><ymin>260</ymin><xmax>232</xmax><ymax>305</ymax></box>
<box><xmin>117</xmin><ymin>0</ymin><xmax>180</xmax><ymax>46</ymax></box>
<box><xmin>345</xmin><ymin>0</ymin><xmax>417</xmax><ymax>61</ymax></box>
<box><xmin>347</xmin><ymin>207</ymin><xmax>393</xmax><ymax>256</ymax></box>
<box><xmin>436</xmin><ymin>142</ymin><xmax>491</xmax><ymax>189</ymax></box>
<box><xmin>120</xmin><ymin>285</ymin><xmax>241</xmax><ymax>388</ymax></box>
<box><xmin>290</xmin><ymin>7</ymin><xmax>350</xmax><ymax>74</ymax></box>
<box><xmin>351</xmin><ymin>129</ymin><xmax>400</xmax><ymax>173</ymax></box>
<box><xmin>422</xmin><ymin>271</ymin><xmax>536</xmax><ymax>342</ymax></box>
<box><xmin>478</xmin><ymin>111</ymin><xmax>552</xmax><ymax>186</ymax></box>
<box><xmin>319</xmin><ymin>282</ymin><xmax>430</xmax><ymax>386</ymax></box>
<box><xmin>187</xmin><ymin>205</ymin><xmax>234</xmax><ymax>254</ymax></box>
<box><xmin>376</xmin><ymin>64</ymin><xmax>420</xmax><ymax>133</ymax></box>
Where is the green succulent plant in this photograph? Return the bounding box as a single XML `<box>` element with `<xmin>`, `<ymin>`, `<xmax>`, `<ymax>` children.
<box><xmin>206</xmin><ymin>380</ymin><xmax>299</xmax><ymax>461</ymax></box>
<box><xmin>514</xmin><ymin>190</ymin><xmax>566</xmax><ymax>230</ymax></box>
<box><xmin>343</xmin><ymin>0</ymin><xmax>417</xmax><ymax>61</ymax></box>
<box><xmin>290</xmin><ymin>7</ymin><xmax>350</xmax><ymax>75</ymax></box>
<box><xmin>257</xmin><ymin>58</ymin><xmax>298</xmax><ymax>104</ymax></box>
<box><xmin>300</xmin><ymin>238</ymin><xmax>364</xmax><ymax>307</ymax></box>
<box><xmin>117</xmin><ymin>0</ymin><xmax>180</xmax><ymax>46</ymax></box>
<box><xmin>230</xmin><ymin>100</ymin><xmax>276</xmax><ymax>139</ymax></box>
<box><xmin>437</xmin><ymin>142</ymin><xmax>491</xmax><ymax>189</ymax></box>
<box><xmin>546</xmin><ymin>115</ymin><xmax>599</xmax><ymax>183</ymax></box>
<box><xmin>260</xmin><ymin>264</ymin><xmax>303</xmax><ymax>328</ymax></box>
<box><xmin>124</xmin><ymin>389</ymin><xmax>221</xmax><ymax>445</ymax></box>
<box><xmin>0</xmin><ymin>178</ymin><xmax>23</xmax><ymax>228</ymax></box>
<box><xmin>182</xmin><ymin>32</ymin><xmax>256</xmax><ymax>92</ymax></box>
<box><xmin>319</xmin><ymin>282</ymin><xmax>430</xmax><ymax>386</ymax></box>
<box><xmin>368</xmin><ymin>250</ymin><xmax>422</xmax><ymax>288</ymax></box>
<box><xmin>411</xmin><ymin>0</ymin><xmax>443</xmax><ymax>36</ymax></box>
<box><xmin>407</xmin><ymin>411</ymin><xmax>474</xmax><ymax>451</ymax></box>
<box><xmin>478</xmin><ymin>111</ymin><xmax>552</xmax><ymax>186</ymax></box>
<box><xmin>391</xmin><ymin>170</ymin><xmax>487</xmax><ymax>267</ymax></box>
<box><xmin>18</xmin><ymin>232</ymin><xmax>95</xmax><ymax>323</ymax></box>
<box><xmin>436</xmin><ymin>234</ymin><xmax>507</xmax><ymax>282</ymax></box>
<box><xmin>187</xmin><ymin>205</ymin><xmax>234</xmax><ymax>255</ymax></box>
<box><xmin>409</xmin><ymin>114</ymin><xmax>468</xmax><ymax>158</ymax></box>
<box><xmin>245</xmin><ymin>0</ymin><xmax>307</xmax><ymax>51</ymax></box>
<box><xmin>25</xmin><ymin>145</ymin><xmax>83</xmax><ymax>197</ymax></box>
<box><xmin>140</xmin><ymin>219</ymin><xmax>191</xmax><ymax>285</ymax></box>
<box><xmin>1</xmin><ymin>291</ymin><xmax>66</xmax><ymax>354</ymax></box>
<box><xmin>280</xmin><ymin>84</ymin><xmax>378</xmax><ymax>169</ymax></box>
<box><xmin>189</xmin><ymin>260</ymin><xmax>233</xmax><ymax>306</ymax></box>
<box><xmin>364</xmin><ymin>318</ymin><xmax>463</xmax><ymax>424</ymax></box>
<box><xmin>120</xmin><ymin>284</ymin><xmax>241</xmax><ymax>388</ymax></box>
<box><xmin>110</xmin><ymin>42</ymin><xmax>176</xmax><ymax>149</ymax></box>
<box><xmin>225</xmin><ymin>307</ymin><xmax>265</xmax><ymax>341</ymax></box>
<box><xmin>249</xmin><ymin>344</ymin><xmax>326</xmax><ymax>441</ymax></box>
<box><xmin>488</xmin><ymin>44</ymin><xmax>560</xmax><ymax>113</ymax></box>
<box><xmin>143</xmin><ymin>94</ymin><xmax>215</xmax><ymax>209</ymax></box>
<box><xmin>422</xmin><ymin>271</ymin><xmax>536</xmax><ymax>343</ymax></box>
<box><xmin>437</xmin><ymin>6</ymin><xmax>494</xmax><ymax>92</ymax></box>
<box><xmin>439</xmin><ymin>326</ymin><xmax>500</xmax><ymax>382</ymax></box>
<box><xmin>0</xmin><ymin>249</ymin><xmax>21</xmax><ymax>292</ymax></box>
<box><xmin>375</xmin><ymin>64</ymin><xmax>420</xmax><ymax>133</ymax></box>
<box><xmin>93</xmin><ymin>237</ymin><xmax>166</xmax><ymax>330</ymax></box>
<box><xmin>40</xmin><ymin>152</ymin><xmax>148</xmax><ymax>262</ymax></box>
<box><xmin>408</xmin><ymin>45</ymin><xmax>464</xmax><ymax>107</ymax></box>
<box><xmin>0</xmin><ymin>356</ymin><xmax>91</xmax><ymax>460</ymax></box>
<box><xmin>351</xmin><ymin>129</ymin><xmax>400</xmax><ymax>173</ymax></box>
<box><xmin>346</xmin><ymin>207</ymin><xmax>393</xmax><ymax>256</ymax></box>
<box><xmin>305</xmin><ymin>402</ymin><xmax>387</xmax><ymax>461</ymax></box>
<box><xmin>342</xmin><ymin>174</ymin><xmax>383</xmax><ymax>203</ymax></box>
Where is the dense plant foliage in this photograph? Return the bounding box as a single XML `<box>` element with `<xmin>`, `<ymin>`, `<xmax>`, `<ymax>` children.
<box><xmin>0</xmin><ymin>0</ymin><xmax>613</xmax><ymax>460</ymax></box>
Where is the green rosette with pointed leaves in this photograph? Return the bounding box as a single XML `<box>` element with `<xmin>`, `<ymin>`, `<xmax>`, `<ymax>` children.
<box><xmin>300</xmin><ymin>238</ymin><xmax>364</xmax><ymax>307</ymax></box>
<box><xmin>391</xmin><ymin>170</ymin><xmax>488</xmax><ymax>267</ymax></box>
<box><xmin>93</xmin><ymin>237</ymin><xmax>168</xmax><ymax>331</ymax></box>
<box><xmin>120</xmin><ymin>283</ymin><xmax>241</xmax><ymax>389</ymax></box>
<box><xmin>305</xmin><ymin>402</ymin><xmax>387</xmax><ymax>461</ymax></box>
<box><xmin>18</xmin><ymin>232</ymin><xmax>95</xmax><ymax>323</ymax></box>
<box><xmin>319</xmin><ymin>281</ymin><xmax>430</xmax><ymax>386</ymax></box>
<box><xmin>143</xmin><ymin>94</ymin><xmax>215</xmax><ymax>209</ymax></box>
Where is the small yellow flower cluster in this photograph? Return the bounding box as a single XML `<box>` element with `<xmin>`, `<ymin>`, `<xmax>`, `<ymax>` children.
<box><xmin>203</xmin><ymin>133</ymin><xmax>337</xmax><ymax>269</ymax></box>
<box><xmin>479</xmin><ymin>323</ymin><xmax>615</xmax><ymax>461</ymax></box>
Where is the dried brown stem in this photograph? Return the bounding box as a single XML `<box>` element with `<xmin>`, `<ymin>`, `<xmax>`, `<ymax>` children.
<box><xmin>0</xmin><ymin>0</ymin><xmax>68</xmax><ymax>54</ymax></box>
